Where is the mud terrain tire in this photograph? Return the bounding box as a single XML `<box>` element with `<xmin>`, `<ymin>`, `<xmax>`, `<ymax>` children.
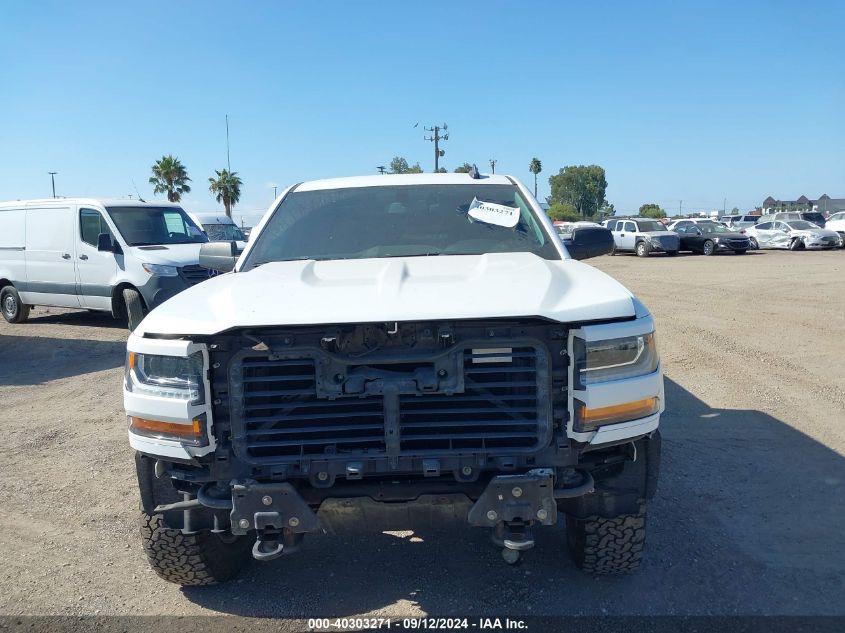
<box><xmin>139</xmin><ymin>511</ymin><xmax>251</xmax><ymax>586</ymax></box>
<box><xmin>566</xmin><ymin>503</ymin><xmax>647</xmax><ymax>575</ymax></box>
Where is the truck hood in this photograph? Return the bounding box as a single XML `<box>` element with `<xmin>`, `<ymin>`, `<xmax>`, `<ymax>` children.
<box><xmin>136</xmin><ymin>252</ymin><xmax>636</xmax><ymax>337</ymax></box>
<box><xmin>128</xmin><ymin>243</ymin><xmax>204</xmax><ymax>267</ymax></box>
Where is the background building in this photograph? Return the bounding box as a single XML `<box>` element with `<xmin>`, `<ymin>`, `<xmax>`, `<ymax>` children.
<box><xmin>761</xmin><ymin>194</ymin><xmax>845</xmax><ymax>215</ymax></box>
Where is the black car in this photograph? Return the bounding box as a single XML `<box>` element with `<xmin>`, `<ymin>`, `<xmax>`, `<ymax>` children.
<box><xmin>674</xmin><ymin>222</ymin><xmax>750</xmax><ymax>255</ymax></box>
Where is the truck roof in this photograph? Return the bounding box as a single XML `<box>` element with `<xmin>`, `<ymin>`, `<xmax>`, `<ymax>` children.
<box><xmin>0</xmin><ymin>197</ymin><xmax>183</xmax><ymax>210</ymax></box>
<box><xmin>295</xmin><ymin>172</ymin><xmax>515</xmax><ymax>192</ymax></box>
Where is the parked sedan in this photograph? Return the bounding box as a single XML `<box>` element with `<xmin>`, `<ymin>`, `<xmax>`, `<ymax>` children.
<box><xmin>674</xmin><ymin>222</ymin><xmax>750</xmax><ymax>255</ymax></box>
<box><xmin>745</xmin><ymin>220</ymin><xmax>842</xmax><ymax>250</ymax></box>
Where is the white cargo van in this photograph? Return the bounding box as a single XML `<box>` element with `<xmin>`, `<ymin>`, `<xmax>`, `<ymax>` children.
<box><xmin>0</xmin><ymin>198</ymin><xmax>211</xmax><ymax>329</ymax></box>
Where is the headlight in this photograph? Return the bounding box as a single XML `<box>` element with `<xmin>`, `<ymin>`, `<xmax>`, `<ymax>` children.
<box><xmin>142</xmin><ymin>263</ymin><xmax>179</xmax><ymax>276</ymax></box>
<box><xmin>125</xmin><ymin>351</ymin><xmax>205</xmax><ymax>404</ymax></box>
<box><xmin>574</xmin><ymin>332</ymin><xmax>658</xmax><ymax>388</ymax></box>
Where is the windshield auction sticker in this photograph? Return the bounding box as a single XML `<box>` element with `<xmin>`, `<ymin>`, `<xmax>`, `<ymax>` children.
<box><xmin>467</xmin><ymin>197</ymin><xmax>520</xmax><ymax>228</ymax></box>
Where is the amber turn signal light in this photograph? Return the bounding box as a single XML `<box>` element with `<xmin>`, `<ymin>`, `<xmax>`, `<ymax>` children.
<box><xmin>129</xmin><ymin>416</ymin><xmax>203</xmax><ymax>442</ymax></box>
<box><xmin>575</xmin><ymin>397</ymin><xmax>659</xmax><ymax>431</ymax></box>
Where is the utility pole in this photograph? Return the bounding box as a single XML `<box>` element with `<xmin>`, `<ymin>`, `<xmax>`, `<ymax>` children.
<box><xmin>225</xmin><ymin>114</ymin><xmax>231</xmax><ymax>172</ymax></box>
<box><xmin>423</xmin><ymin>123</ymin><xmax>449</xmax><ymax>172</ymax></box>
<box><xmin>489</xmin><ymin>159</ymin><xmax>497</xmax><ymax>174</ymax></box>
<box><xmin>48</xmin><ymin>172</ymin><xmax>57</xmax><ymax>198</ymax></box>
<box><xmin>377</xmin><ymin>165</ymin><xmax>386</xmax><ymax>175</ymax></box>
<box><xmin>679</xmin><ymin>200</ymin><xmax>683</xmax><ymax>216</ymax></box>
<box><xmin>723</xmin><ymin>197</ymin><xmax>726</xmax><ymax>215</ymax></box>
<box><xmin>272</xmin><ymin>186</ymin><xmax>278</xmax><ymax>199</ymax></box>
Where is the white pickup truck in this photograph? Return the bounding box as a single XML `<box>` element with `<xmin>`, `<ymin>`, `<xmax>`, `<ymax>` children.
<box><xmin>124</xmin><ymin>172</ymin><xmax>663</xmax><ymax>585</ymax></box>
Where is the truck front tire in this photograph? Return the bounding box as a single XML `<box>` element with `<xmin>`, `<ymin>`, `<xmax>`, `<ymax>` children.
<box><xmin>139</xmin><ymin>511</ymin><xmax>251</xmax><ymax>586</ymax></box>
<box><xmin>565</xmin><ymin>502</ymin><xmax>648</xmax><ymax>574</ymax></box>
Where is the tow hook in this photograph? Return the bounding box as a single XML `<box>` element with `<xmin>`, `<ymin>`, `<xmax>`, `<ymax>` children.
<box><xmin>229</xmin><ymin>480</ymin><xmax>322</xmax><ymax>561</ymax></box>
<box><xmin>494</xmin><ymin>521</ymin><xmax>535</xmax><ymax>564</ymax></box>
<box><xmin>252</xmin><ymin>529</ymin><xmax>304</xmax><ymax>562</ymax></box>
<box><xmin>253</xmin><ymin>536</ymin><xmax>285</xmax><ymax>561</ymax></box>
<box><xmin>468</xmin><ymin>468</ymin><xmax>556</xmax><ymax>564</ymax></box>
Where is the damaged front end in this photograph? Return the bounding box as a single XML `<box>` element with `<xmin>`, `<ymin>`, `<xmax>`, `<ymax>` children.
<box><xmin>136</xmin><ymin>318</ymin><xmax>659</xmax><ymax>565</ymax></box>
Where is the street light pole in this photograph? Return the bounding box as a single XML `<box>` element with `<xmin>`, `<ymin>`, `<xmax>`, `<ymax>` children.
<box><xmin>48</xmin><ymin>172</ymin><xmax>57</xmax><ymax>198</ymax></box>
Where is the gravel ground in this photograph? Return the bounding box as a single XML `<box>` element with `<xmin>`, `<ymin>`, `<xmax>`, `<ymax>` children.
<box><xmin>0</xmin><ymin>249</ymin><xmax>843</xmax><ymax>618</ymax></box>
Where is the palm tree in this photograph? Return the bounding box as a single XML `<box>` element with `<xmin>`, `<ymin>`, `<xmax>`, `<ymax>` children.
<box><xmin>529</xmin><ymin>158</ymin><xmax>542</xmax><ymax>198</ymax></box>
<box><xmin>149</xmin><ymin>155</ymin><xmax>191</xmax><ymax>202</ymax></box>
<box><xmin>208</xmin><ymin>169</ymin><xmax>242</xmax><ymax>217</ymax></box>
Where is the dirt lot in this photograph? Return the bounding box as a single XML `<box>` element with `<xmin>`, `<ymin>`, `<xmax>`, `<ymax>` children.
<box><xmin>1</xmin><ymin>249</ymin><xmax>843</xmax><ymax>618</ymax></box>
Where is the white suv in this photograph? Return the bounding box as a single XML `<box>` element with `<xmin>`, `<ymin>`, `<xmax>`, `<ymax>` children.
<box><xmin>124</xmin><ymin>173</ymin><xmax>664</xmax><ymax>585</ymax></box>
<box><xmin>826</xmin><ymin>212</ymin><xmax>845</xmax><ymax>246</ymax></box>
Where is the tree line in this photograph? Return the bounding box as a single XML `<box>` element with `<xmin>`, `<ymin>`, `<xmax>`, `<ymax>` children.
<box><xmin>387</xmin><ymin>156</ymin><xmax>620</xmax><ymax>222</ymax></box>
<box><xmin>151</xmin><ymin>151</ymin><xmax>659</xmax><ymax>222</ymax></box>
<box><xmin>148</xmin><ymin>155</ymin><xmax>242</xmax><ymax>217</ymax></box>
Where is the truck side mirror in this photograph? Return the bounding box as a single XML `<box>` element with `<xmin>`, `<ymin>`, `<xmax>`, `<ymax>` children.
<box><xmin>565</xmin><ymin>227</ymin><xmax>615</xmax><ymax>261</ymax></box>
<box><xmin>97</xmin><ymin>233</ymin><xmax>117</xmax><ymax>252</ymax></box>
<box><xmin>199</xmin><ymin>241</ymin><xmax>238</xmax><ymax>273</ymax></box>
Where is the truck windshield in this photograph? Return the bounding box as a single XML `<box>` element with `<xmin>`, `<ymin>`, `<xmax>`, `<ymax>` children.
<box><xmin>106</xmin><ymin>207</ymin><xmax>208</xmax><ymax>246</ymax></box>
<box><xmin>637</xmin><ymin>221</ymin><xmax>666</xmax><ymax>232</ymax></box>
<box><xmin>243</xmin><ymin>184</ymin><xmax>560</xmax><ymax>266</ymax></box>
<box><xmin>204</xmin><ymin>223</ymin><xmax>246</xmax><ymax>241</ymax></box>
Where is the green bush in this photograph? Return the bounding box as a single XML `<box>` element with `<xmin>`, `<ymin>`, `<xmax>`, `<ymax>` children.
<box><xmin>547</xmin><ymin>202</ymin><xmax>581</xmax><ymax>222</ymax></box>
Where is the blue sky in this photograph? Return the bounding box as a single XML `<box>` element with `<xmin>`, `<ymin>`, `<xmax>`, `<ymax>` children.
<box><xmin>1</xmin><ymin>0</ymin><xmax>843</xmax><ymax>225</ymax></box>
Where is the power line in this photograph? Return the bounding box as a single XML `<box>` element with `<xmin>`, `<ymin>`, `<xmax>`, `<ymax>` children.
<box><xmin>423</xmin><ymin>123</ymin><xmax>448</xmax><ymax>172</ymax></box>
